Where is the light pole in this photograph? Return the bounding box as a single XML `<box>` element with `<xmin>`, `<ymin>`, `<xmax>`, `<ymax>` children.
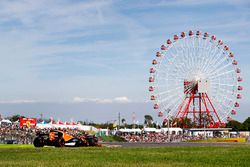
<box><xmin>203</xmin><ymin>113</ymin><xmax>206</xmax><ymax>140</ymax></box>
<box><xmin>165</xmin><ymin>109</ymin><xmax>170</xmax><ymax>142</ymax></box>
<box><xmin>118</xmin><ymin>112</ymin><xmax>120</xmax><ymax>130</ymax></box>
<box><xmin>132</xmin><ymin>112</ymin><xmax>136</xmax><ymax>129</ymax></box>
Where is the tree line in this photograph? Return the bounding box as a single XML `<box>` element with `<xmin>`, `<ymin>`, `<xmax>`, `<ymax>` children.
<box><xmin>3</xmin><ymin>114</ymin><xmax>250</xmax><ymax>131</ymax></box>
<box><xmin>226</xmin><ymin>118</ymin><xmax>250</xmax><ymax>131</ymax></box>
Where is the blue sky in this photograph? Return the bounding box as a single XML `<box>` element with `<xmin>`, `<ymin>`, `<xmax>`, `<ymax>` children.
<box><xmin>0</xmin><ymin>0</ymin><xmax>249</xmax><ymax>123</ymax></box>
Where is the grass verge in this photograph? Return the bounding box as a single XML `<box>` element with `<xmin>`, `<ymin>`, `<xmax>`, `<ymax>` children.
<box><xmin>100</xmin><ymin>135</ymin><xmax>125</xmax><ymax>142</ymax></box>
<box><xmin>0</xmin><ymin>144</ymin><xmax>250</xmax><ymax>167</ymax></box>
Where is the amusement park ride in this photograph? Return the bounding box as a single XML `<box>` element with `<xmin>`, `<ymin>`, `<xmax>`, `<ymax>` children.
<box><xmin>149</xmin><ymin>30</ymin><xmax>243</xmax><ymax>128</ymax></box>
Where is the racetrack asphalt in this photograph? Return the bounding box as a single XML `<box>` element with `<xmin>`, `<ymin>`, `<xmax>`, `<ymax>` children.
<box><xmin>101</xmin><ymin>142</ymin><xmax>249</xmax><ymax>148</ymax></box>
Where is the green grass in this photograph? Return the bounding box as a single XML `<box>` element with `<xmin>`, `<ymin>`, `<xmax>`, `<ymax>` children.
<box><xmin>0</xmin><ymin>144</ymin><xmax>250</xmax><ymax>167</ymax></box>
<box><xmin>100</xmin><ymin>135</ymin><xmax>126</xmax><ymax>142</ymax></box>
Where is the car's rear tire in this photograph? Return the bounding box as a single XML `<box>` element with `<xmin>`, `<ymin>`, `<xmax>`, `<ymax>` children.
<box><xmin>55</xmin><ymin>137</ymin><xmax>65</xmax><ymax>147</ymax></box>
<box><xmin>87</xmin><ymin>138</ymin><xmax>97</xmax><ymax>146</ymax></box>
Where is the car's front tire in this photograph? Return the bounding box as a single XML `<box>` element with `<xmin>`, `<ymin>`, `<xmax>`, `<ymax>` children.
<box><xmin>34</xmin><ymin>137</ymin><xmax>44</xmax><ymax>147</ymax></box>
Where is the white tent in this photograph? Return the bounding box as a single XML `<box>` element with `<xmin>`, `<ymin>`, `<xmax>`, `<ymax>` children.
<box><xmin>99</xmin><ymin>128</ymin><xmax>109</xmax><ymax>136</ymax></box>
<box><xmin>77</xmin><ymin>125</ymin><xmax>97</xmax><ymax>131</ymax></box>
<box><xmin>35</xmin><ymin>123</ymin><xmax>98</xmax><ymax>132</ymax></box>
<box><xmin>0</xmin><ymin>119</ymin><xmax>12</xmax><ymax>125</ymax></box>
<box><xmin>36</xmin><ymin>123</ymin><xmax>53</xmax><ymax>129</ymax></box>
<box><xmin>1</xmin><ymin>119</ymin><xmax>12</xmax><ymax>123</ymax></box>
<box><xmin>119</xmin><ymin>128</ymin><xmax>141</xmax><ymax>133</ymax></box>
<box><xmin>144</xmin><ymin>128</ymin><xmax>157</xmax><ymax>132</ymax></box>
<box><xmin>161</xmin><ymin>128</ymin><xmax>183</xmax><ymax>134</ymax></box>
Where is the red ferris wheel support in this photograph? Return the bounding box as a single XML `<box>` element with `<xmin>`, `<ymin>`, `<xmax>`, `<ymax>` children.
<box><xmin>172</xmin><ymin>80</ymin><xmax>224</xmax><ymax>128</ymax></box>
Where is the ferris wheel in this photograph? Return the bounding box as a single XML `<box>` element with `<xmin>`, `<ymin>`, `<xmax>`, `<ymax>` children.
<box><xmin>149</xmin><ymin>30</ymin><xmax>243</xmax><ymax>128</ymax></box>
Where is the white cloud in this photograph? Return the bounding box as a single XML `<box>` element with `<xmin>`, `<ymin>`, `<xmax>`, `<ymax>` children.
<box><xmin>73</xmin><ymin>96</ymin><xmax>131</xmax><ymax>104</ymax></box>
<box><xmin>0</xmin><ymin>99</ymin><xmax>37</xmax><ymax>104</ymax></box>
<box><xmin>113</xmin><ymin>97</ymin><xmax>130</xmax><ymax>103</ymax></box>
<box><xmin>128</xmin><ymin>0</ymin><xmax>250</xmax><ymax>8</ymax></box>
<box><xmin>73</xmin><ymin>97</ymin><xmax>100</xmax><ymax>103</ymax></box>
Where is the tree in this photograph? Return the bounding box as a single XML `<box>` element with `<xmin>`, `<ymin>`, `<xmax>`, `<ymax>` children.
<box><xmin>162</xmin><ymin>117</ymin><xmax>174</xmax><ymax>128</ymax></box>
<box><xmin>242</xmin><ymin>117</ymin><xmax>250</xmax><ymax>131</ymax></box>
<box><xmin>144</xmin><ymin>115</ymin><xmax>153</xmax><ymax>127</ymax></box>
<box><xmin>226</xmin><ymin>120</ymin><xmax>242</xmax><ymax>131</ymax></box>
<box><xmin>77</xmin><ymin>121</ymin><xmax>85</xmax><ymax>125</ymax></box>
<box><xmin>121</xmin><ymin>118</ymin><xmax>126</xmax><ymax>128</ymax></box>
<box><xmin>7</xmin><ymin>114</ymin><xmax>25</xmax><ymax>122</ymax></box>
<box><xmin>176</xmin><ymin>117</ymin><xmax>192</xmax><ymax>128</ymax></box>
<box><xmin>121</xmin><ymin>118</ymin><xmax>125</xmax><ymax>123</ymax></box>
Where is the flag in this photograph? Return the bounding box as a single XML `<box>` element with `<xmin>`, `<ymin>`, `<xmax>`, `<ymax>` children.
<box><xmin>19</xmin><ymin>118</ymin><xmax>37</xmax><ymax>128</ymax></box>
<box><xmin>57</xmin><ymin>121</ymin><xmax>63</xmax><ymax>125</ymax></box>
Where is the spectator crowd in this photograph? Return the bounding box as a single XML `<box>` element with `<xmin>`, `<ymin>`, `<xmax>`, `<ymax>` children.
<box><xmin>0</xmin><ymin>124</ymin><xmax>36</xmax><ymax>144</ymax></box>
<box><xmin>0</xmin><ymin>124</ymin><xmax>90</xmax><ymax>144</ymax></box>
<box><xmin>120</xmin><ymin>132</ymin><xmax>183</xmax><ymax>143</ymax></box>
<box><xmin>117</xmin><ymin>131</ymin><xmax>217</xmax><ymax>143</ymax></box>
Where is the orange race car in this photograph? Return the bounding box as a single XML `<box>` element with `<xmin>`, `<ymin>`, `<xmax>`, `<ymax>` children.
<box><xmin>33</xmin><ymin>130</ymin><xmax>98</xmax><ymax>147</ymax></box>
